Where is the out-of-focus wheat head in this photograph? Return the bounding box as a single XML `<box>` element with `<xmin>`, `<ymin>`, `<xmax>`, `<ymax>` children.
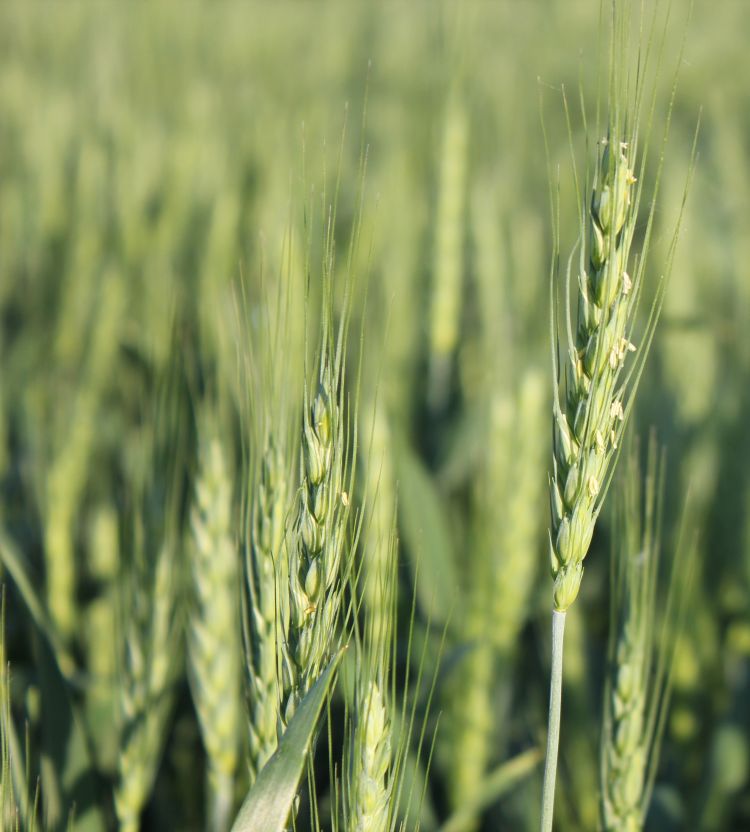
<box><xmin>188</xmin><ymin>426</ymin><xmax>242</xmax><ymax>831</ymax></box>
<box><xmin>429</xmin><ymin>93</ymin><xmax>469</xmax><ymax>410</ymax></box>
<box><xmin>115</xmin><ymin>539</ymin><xmax>182</xmax><ymax>832</ymax></box>
<box><xmin>601</xmin><ymin>438</ymin><xmax>693</xmax><ymax>831</ymax></box>
<box><xmin>347</xmin><ymin>521</ymin><xmax>397</xmax><ymax>832</ymax></box>
<box><xmin>359</xmin><ymin>395</ymin><xmax>395</xmax><ymax>662</ymax></box>
<box><xmin>45</xmin><ymin>269</ymin><xmax>125</xmax><ymax>640</ymax></box>
<box><xmin>350</xmin><ymin>679</ymin><xmax>392</xmax><ymax>832</ymax></box>
<box><xmin>247</xmin><ymin>437</ymin><xmax>289</xmax><ymax>780</ymax></box>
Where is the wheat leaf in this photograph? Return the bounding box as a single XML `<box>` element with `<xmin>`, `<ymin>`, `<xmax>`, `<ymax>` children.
<box><xmin>231</xmin><ymin>648</ymin><xmax>345</xmax><ymax>832</ymax></box>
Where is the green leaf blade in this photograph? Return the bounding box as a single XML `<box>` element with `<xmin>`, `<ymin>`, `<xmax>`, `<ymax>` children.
<box><xmin>231</xmin><ymin>648</ymin><xmax>345</xmax><ymax>832</ymax></box>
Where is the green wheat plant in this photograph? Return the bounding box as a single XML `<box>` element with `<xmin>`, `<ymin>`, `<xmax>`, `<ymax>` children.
<box><xmin>279</xmin><ymin>298</ymin><xmax>353</xmax><ymax>727</ymax></box>
<box><xmin>1</xmin><ymin>3</ymin><xmax>743</xmax><ymax>830</ymax></box>
<box><xmin>277</xmin><ymin>133</ymin><xmax>364</xmax><ymax>735</ymax></box>
<box><xmin>540</xmin><ymin>4</ymin><xmax>693</xmax><ymax>828</ymax></box>
<box><xmin>240</xmin><ymin>220</ymin><xmax>300</xmax><ymax>784</ymax></box>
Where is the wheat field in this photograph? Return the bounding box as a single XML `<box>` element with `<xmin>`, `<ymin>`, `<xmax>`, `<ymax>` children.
<box><xmin>0</xmin><ymin>2</ymin><xmax>749</xmax><ymax>830</ymax></box>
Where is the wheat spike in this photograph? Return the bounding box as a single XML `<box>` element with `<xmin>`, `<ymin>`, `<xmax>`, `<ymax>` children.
<box><xmin>350</xmin><ymin>680</ymin><xmax>392</xmax><ymax>832</ymax></box>
<box><xmin>428</xmin><ymin>92</ymin><xmax>469</xmax><ymax>410</ymax></box>
<box><xmin>115</xmin><ymin>539</ymin><xmax>181</xmax><ymax>832</ymax></box>
<box><xmin>346</xmin><ymin>517</ymin><xmax>397</xmax><ymax>832</ymax></box>
<box><xmin>247</xmin><ymin>438</ymin><xmax>289</xmax><ymax>780</ymax></box>
<box><xmin>188</xmin><ymin>429</ymin><xmax>242</xmax><ymax>831</ymax></box>
<box><xmin>549</xmin><ymin>134</ymin><xmax>642</xmax><ymax>613</ymax></box>
<box><xmin>601</xmin><ymin>438</ymin><xmax>692</xmax><ymax>832</ymax></box>
<box><xmin>280</xmin><ymin>348</ymin><xmax>349</xmax><ymax>726</ymax></box>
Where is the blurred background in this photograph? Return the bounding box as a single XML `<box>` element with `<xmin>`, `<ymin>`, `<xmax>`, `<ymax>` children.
<box><xmin>0</xmin><ymin>2</ymin><xmax>748</xmax><ymax>830</ymax></box>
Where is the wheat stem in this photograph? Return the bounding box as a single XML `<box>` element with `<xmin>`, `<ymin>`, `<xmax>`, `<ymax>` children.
<box><xmin>540</xmin><ymin>609</ymin><xmax>566</xmax><ymax>832</ymax></box>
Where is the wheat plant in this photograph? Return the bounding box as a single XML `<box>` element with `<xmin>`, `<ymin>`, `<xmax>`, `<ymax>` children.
<box><xmin>540</xmin><ymin>4</ymin><xmax>690</xmax><ymax>827</ymax></box>
<box><xmin>0</xmin><ymin>3</ymin><xmax>735</xmax><ymax>830</ymax></box>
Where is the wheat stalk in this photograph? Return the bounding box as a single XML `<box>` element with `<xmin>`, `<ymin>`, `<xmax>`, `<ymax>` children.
<box><xmin>542</xmin><ymin>130</ymin><xmax>646</xmax><ymax>832</ymax></box>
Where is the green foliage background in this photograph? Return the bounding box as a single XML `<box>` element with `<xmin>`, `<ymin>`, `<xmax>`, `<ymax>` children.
<box><xmin>0</xmin><ymin>2</ymin><xmax>749</xmax><ymax>830</ymax></box>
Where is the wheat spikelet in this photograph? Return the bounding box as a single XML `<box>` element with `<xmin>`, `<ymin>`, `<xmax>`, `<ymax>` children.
<box><xmin>188</xmin><ymin>428</ymin><xmax>242</xmax><ymax>831</ymax></box>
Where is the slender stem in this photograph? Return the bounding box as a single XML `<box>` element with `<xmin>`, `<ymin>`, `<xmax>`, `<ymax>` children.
<box><xmin>540</xmin><ymin>609</ymin><xmax>567</xmax><ymax>832</ymax></box>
